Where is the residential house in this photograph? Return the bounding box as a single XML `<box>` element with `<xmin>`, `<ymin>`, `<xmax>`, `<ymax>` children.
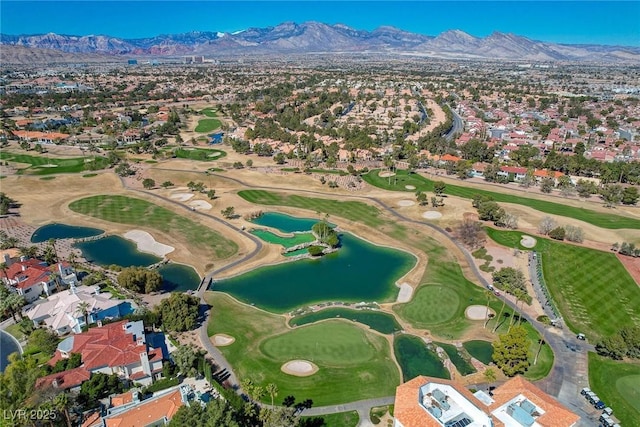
<box><xmin>25</xmin><ymin>284</ymin><xmax>136</xmax><ymax>335</ymax></box>
<box><xmin>2</xmin><ymin>259</ymin><xmax>72</xmax><ymax>303</ymax></box>
<box><xmin>498</xmin><ymin>166</ymin><xmax>528</xmax><ymax>182</ymax></box>
<box><xmin>102</xmin><ymin>386</ymin><xmax>188</xmax><ymax>427</ymax></box>
<box><xmin>35</xmin><ymin>366</ymin><xmax>91</xmax><ymax>392</ymax></box>
<box><xmin>394</xmin><ymin>375</ymin><xmax>579</xmax><ymax>427</ymax></box>
<box><xmin>49</xmin><ymin>320</ymin><xmax>164</xmax><ymax>386</ymax></box>
<box><xmin>12</xmin><ymin>130</ymin><xmax>70</xmax><ymax>144</ymax></box>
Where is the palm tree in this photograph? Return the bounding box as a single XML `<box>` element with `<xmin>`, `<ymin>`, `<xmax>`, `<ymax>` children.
<box><xmin>67</xmin><ymin>252</ymin><xmax>78</xmax><ymax>273</ymax></box>
<box><xmin>266</xmin><ymin>383</ymin><xmax>278</xmax><ymax>407</ymax></box>
<box><xmin>483</xmin><ymin>289</ymin><xmax>492</xmax><ymax>329</ymax></box>
<box><xmin>0</xmin><ymin>262</ymin><xmax>8</xmax><ymax>283</ymax></box>
<box><xmin>75</xmin><ymin>301</ymin><xmax>91</xmax><ymax>329</ymax></box>
<box><xmin>492</xmin><ymin>285</ymin><xmax>511</xmax><ymax>333</ymax></box>
<box><xmin>47</xmin><ymin>238</ymin><xmax>59</xmax><ymax>262</ymax></box>
<box><xmin>19</xmin><ymin>245</ymin><xmax>38</xmax><ymax>259</ymax></box>
<box><xmin>508</xmin><ymin>289</ymin><xmax>526</xmax><ymax>332</ymax></box>
<box><xmin>533</xmin><ymin>339</ymin><xmax>546</xmax><ymax>365</ymax></box>
<box><xmin>53</xmin><ymin>392</ymin><xmax>72</xmax><ymax>427</ymax></box>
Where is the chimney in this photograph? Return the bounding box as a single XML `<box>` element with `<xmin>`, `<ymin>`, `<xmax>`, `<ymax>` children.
<box><xmin>20</xmin><ymin>256</ymin><xmax>26</xmax><ymax>262</ymax></box>
<box><xmin>139</xmin><ymin>351</ymin><xmax>151</xmax><ymax>376</ymax></box>
<box><xmin>97</xmin><ymin>320</ymin><xmax>103</xmax><ymax>328</ymax></box>
<box><xmin>21</xmin><ymin>264</ymin><xmax>27</xmax><ymax>271</ymax></box>
<box><xmin>136</xmin><ymin>336</ymin><xmax>144</xmax><ymax>346</ymax></box>
<box><xmin>52</xmin><ymin>379</ymin><xmax>59</xmax><ymax>388</ymax></box>
<box><xmin>132</xmin><ymin>390</ymin><xmax>140</xmax><ymax>403</ymax></box>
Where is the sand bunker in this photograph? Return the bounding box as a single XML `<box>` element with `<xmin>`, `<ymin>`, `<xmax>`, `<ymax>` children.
<box><xmin>465</xmin><ymin>305</ymin><xmax>495</xmax><ymax>321</ymax></box>
<box><xmin>212</xmin><ymin>334</ymin><xmax>235</xmax><ymax>346</ymax></box>
<box><xmin>189</xmin><ymin>200</ymin><xmax>212</xmax><ymax>211</ymax></box>
<box><xmin>170</xmin><ymin>192</ymin><xmax>194</xmax><ymax>202</ymax></box>
<box><xmin>281</xmin><ymin>360</ymin><xmax>319</xmax><ymax>377</ymax></box>
<box><xmin>123</xmin><ymin>230</ymin><xmax>175</xmax><ymax>257</ymax></box>
<box><xmin>379</xmin><ymin>171</ymin><xmax>396</xmax><ymax>178</ymax></box>
<box><xmin>397</xmin><ymin>282</ymin><xmax>414</xmax><ymax>303</ymax></box>
<box><xmin>398</xmin><ymin>200</ymin><xmax>415</xmax><ymax>207</ymax></box>
<box><xmin>520</xmin><ymin>235</ymin><xmax>537</xmax><ymax>248</ymax></box>
<box><xmin>422</xmin><ymin>211</ymin><xmax>443</xmax><ymax>219</ymax></box>
<box><xmin>405</xmin><ymin>185</ymin><xmax>416</xmax><ymax>190</ymax></box>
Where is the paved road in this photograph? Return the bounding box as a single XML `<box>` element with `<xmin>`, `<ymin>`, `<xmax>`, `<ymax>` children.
<box><xmin>129</xmin><ymin>171</ymin><xmax>598</xmax><ymax>424</ymax></box>
<box><xmin>444</xmin><ymin>104</ymin><xmax>464</xmax><ymax>141</ymax></box>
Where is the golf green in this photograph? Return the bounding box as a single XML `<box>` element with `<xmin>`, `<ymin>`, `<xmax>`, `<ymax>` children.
<box><xmin>395</xmin><ymin>285</ymin><xmax>460</xmax><ymax>326</ymax></box>
<box><xmin>618</xmin><ymin>375</ymin><xmax>640</xmax><ymax>412</ymax></box>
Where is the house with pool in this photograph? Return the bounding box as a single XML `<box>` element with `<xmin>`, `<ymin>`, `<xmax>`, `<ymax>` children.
<box><xmin>25</xmin><ymin>284</ymin><xmax>137</xmax><ymax>335</ymax></box>
<box><xmin>47</xmin><ymin>320</ymin><xmax>165</xmax><ymax>386</ymax></box>
<box><xmin>394</xmin><ymin>375</ymin><xmax>579</xmax><ymax>427</ymax></box>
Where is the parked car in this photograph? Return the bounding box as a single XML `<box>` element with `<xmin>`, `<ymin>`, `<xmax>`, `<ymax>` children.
<box><xmin>580</xmin><ymin>387</ymin><xmax>591</xmax><ymax>396</ymax></box>
<box><xmin>586</xmin><ymin>392</ymin><xmax>598</xmax><ymax>404</ymax></box>
<box><xmin>494</xmin><ymin>290</ymin><xmax>501</xmax><ymax>296</ymax></box>
<box><xmin>599</xmin><ymin>414</ymin><xmax>613</xmax><ymax>427</ymax></box>
<box><xmin>595</xmin><ymin>400</ymin><xmax>606</xmax><ymax>410</ymax></box>
<box><xmin>602</xmin><ymin>407</ymin><xmax>613</xmax><ymax>416</ymax></box>
<box><xmin>576</xmin><ymin>333</ymin><xmax>586</xmax><ymax>340</ymax></box>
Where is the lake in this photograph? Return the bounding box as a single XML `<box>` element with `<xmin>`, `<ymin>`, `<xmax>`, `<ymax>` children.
<box><xmin>31</xmin><ymin>223</ymin><xmax>103</xmax><ymax>243</ymax></box>
<box><xmin>0</xmin><ymin>330</ymin><xmax>21</xmax><ymax>372</ymax></box>
<box><xmin>251</xmin><ymin>212</ymin><xmax>330</xmax><ymax>233</ymax></box>
<box><xmin>75</xmin><ymin>235</ymin><xmax>161</xmax><ymax>267</ymax></box>
<box><xmin>214</xmin><ymin>231</ymin><xmax>414</xmax><ymax>313</ymax></box>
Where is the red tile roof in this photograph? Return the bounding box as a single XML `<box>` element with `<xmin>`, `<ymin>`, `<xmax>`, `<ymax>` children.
<box><xmin>104</xmin><ymin>388</ymin><xmax>184</xmax><ymax>427</ymax></box>
<box><xmin>35</xmin><ymin>366</ymin><xmax>91</xmax><ymax>390</ymax></box>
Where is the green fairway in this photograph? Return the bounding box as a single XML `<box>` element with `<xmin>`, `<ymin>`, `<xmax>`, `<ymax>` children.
<box><xmin>238</xmin><ymin>190</ymin><xmax>385</xmax><ymax>228</ymax></box>
<box><xmin>307</xmin><ymin>411</ymin><xmax>359</xmax><ymax>427</ymax></box>
<box><xmin>195</xmin><ymin>107</ymin><xmax>222</xmax><ymax>132</ymax></box>
<box><xmin>68</xmin><ymin>195</ymin><xmax>237</xmax><ymax>260</ymax></box>
<box><xmin>173</xmin><ymin>147</ymin><xmax>226</xmax><ymax>161</ymax></box>
<box><xmin>206</xmin><ymin>292</ymin><xmax>400</xmax><ymax>406</ymax></box>
<box><xmin>0</xmin><ymin>151</ymin><xmax>109</xmax><ymax>175</ymax></box>
<box><xmin>487</xmin><ymin>228</ymin><xmax>640</xmax><ymax>340</ymax></box>
<box><xmin>289</xmin><ymin>308</ymin><xmax>402</xmax><ymax>335</ymax></box>
<box><xmin>589</xmin><ymin>353</ymin><xmax>640</xmax><ymax>425</ymax></box>
<box><xmin>251</xmin><ymin>229</ymin><xmax>315</xmax><ymax>248</ymax></box>
<box><xmin>362</xmin><ymin>170</ymin><xmax>640</xmax><ymax>230</ymax></box>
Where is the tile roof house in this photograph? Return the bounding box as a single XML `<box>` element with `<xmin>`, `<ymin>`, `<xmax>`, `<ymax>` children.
<box><xmin>103</xmin><ymin>386</ymin><xmax>187</xmax><ymax>427</ymax></box>
<box><xmin>35</xmin><ymin>366</ymin><xmax>91</xmax><ymax>392</ymax></box>
<box><xmin>49</xmin><ymin>320</ymin><xmax>164</xmax><ymax>386</ymax></box>
<box><xmin>2</xmin><ymin>259</ymin><xmax>72</xmax><ymax>303</ymax></box>
<box><xmin>25</xmin><ymin>284</ymin><xmax>136</xmax><ymax>335</ymax></box>
<box><xmin>394</xmin><ymin>375</ymin><xmax>579</xmax><ymax>427</ymax></box>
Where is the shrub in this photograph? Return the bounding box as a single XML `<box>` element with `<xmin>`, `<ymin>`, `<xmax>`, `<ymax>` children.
<box><xmin>548</xmin><ymin>226</ymin><xmax>566</xmax><ymax>241</ymax></box>
<box><xmin>308</xmin><ymin>246</ymin><xmax>324</xmax><ymax>256</ymax></box>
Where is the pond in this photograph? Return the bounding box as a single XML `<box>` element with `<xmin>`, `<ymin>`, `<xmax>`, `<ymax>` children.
<box><xmin>289</xmin><ymin>308</ymin><xmax>402</xmax><ymax>335</ymax></box>
<box><xmin>463</xmin><ymin>340</ymin><xmax>494</xmax><ymax>365</ymax></box>
<box><xmin>0</xmin><ymin>330</ymin><xmax>21</xmax><ymax>372</ymax></box>
<box><xmin>31</xmin><ymin>223</ymin><xmax>103</xmax><ymax>243</ymax></box>
<box><xmin>434</xmin><ymin>341</ymin><xmax>476</xmax><ymax>376</ymax></box>
<box><xmin>251</xmin><ymin>212</ymin><xmax>330</xmax><ymax>233</ymax></box>
<box><xmin>394</xmin><ymin>334</ymin><xmax>450</xmax><ymax>381</ymax></box>
<box><xmin>157</xmin><ymin>263</ymin><xmax>201</xmax><ymax>292</ymax></box>
<box><xmin>214</xmin><ymin>232</ymin><xmax>414</xmax><ymax>313</ymax></box>
<box><xmin>75</xmin><ymin>235</ymin><xmax>161</xmax><ymax>267</ymax></box>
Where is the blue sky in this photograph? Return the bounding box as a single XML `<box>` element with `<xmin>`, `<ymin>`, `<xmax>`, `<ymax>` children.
<box><xmin>1</xmin><ymin>1</ymin><xmax>639</xmax><ymax>46</ymax></box>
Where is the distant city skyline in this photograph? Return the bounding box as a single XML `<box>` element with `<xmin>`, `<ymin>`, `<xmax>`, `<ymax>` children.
<box><xmin>1</xmin><ymin>1</ymin><xmax>639</xmax><ymax>47</ymax></box>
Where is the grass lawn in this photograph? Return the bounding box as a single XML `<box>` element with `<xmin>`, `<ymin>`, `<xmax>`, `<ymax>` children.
<box><xmin>589</xmin><ymin>352</ymin><xmax>640</xmax><ymax>425</ymax></box>
<box><xmin>486</xmin><ymin>228</ymin><xmax>640</xmax><ymax>340</ymax></box>
<box><xmin>0</xmin><ymin>151</ymin><xmax>109</xmax><ymax>175</ymax></box>
<box><xmin>205</xmin><ymin>292</ymin><xmax>400</xmax><ymax>406</ymax></box>
<box><xmin>174</xmin><ymin>147</ymin><xmax>226</xmax><ymax>161</ymax></box>
<box><xmin>4</xmin><ymin>323</ymin><xmax>26</xmax><ymax>341</ymax></box>
<box><xmin>68</xmin><ymin>195</ymin><xmax>237</xmax><ymax>260</ymax></box>
<box><xmin>305</xmin><ymin>411</ymin><xmax>359</xmax><ymax>427</ymax></box>
<box><xmin>362</xmin><ymin>169</ymin><xmax>640</xmax><ymax>230</ymax></box>
<box><xmin>195</xmin><ymin>118</ymin><xmax>222</xmax><ymax>133</ymax></box>
<box><xmin>200</xmin><ymin>107</ymin><xmax>218</xmax><ymax>118</ymax></box>
<box><xmin>250</xmin><ymin>229</ymin><xmax>315</xmax><ymax>248</ymax></box>
<box><xmin>238</xmin><ymin>190</ymin><xmax>385</xmax><ymax>228</ymax></box>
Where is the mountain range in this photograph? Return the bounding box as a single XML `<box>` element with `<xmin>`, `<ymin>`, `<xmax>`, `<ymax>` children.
<box><xmin>2</xmin><ymin>21</ymin><xmax>639</xmax><ymax>64</ymax></box>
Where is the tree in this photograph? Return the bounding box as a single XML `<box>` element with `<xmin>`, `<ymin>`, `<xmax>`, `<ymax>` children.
<box><xmin>492</xmin><ymin>293</ymin><xmax>509</xmax><ymax>334</ymax></box>
<box><xmin>172</xmin><ymin>345</ymin><xmax>201</xmax><ymax>376</ymax></box>
<box><xmin>0</xmin><ymin>287</ymin><xmax>25</xmax><ymax>322</ymax></box>
<box><xmin>498</xmin><ymin>212</ymin><xmax>519</xmax><ymax>230</ymax></box>
<box><xmin>78</xmin><ymin>373</ymin><xmax>123</xmax><ymax>408</ymax></box>
<box><xmin>415</xmin><ymin>191</ymin><xmax>428</xmax><ymax>206</ymax></box>
<box><xmin>206</xmin><ymin>189</ymin><xmax>216</xmax><ymax>199</ymax></box>
<box><xmin>540</xmin><ymin>177</ymin><xmax>555</xmax><ymax>194</ymax></box>
<box><xmin>266</xmin><ymin>383</ymin><xmax>279</xmax><ymax>407</ymax></box>
<box><xmin>169</xmin><ymin>398</ymin><xmax>241</xmax><ymax>427</ymax></box>
<box><xmin>19</xmin><ymin>245</ymin><xmax>39</xmax><ymax>259</ymax></box>
<box><xmin>433</xmin><ymin>181</ymin><xmax>446</xmax><ymax>196</ymax></box>
<box><xmin>246</xmin><ymin>159</ymin><xmax>253</xmax><ymax>167</ymax></box>
<box><xmin>548</xmin><ymin>226</ymin><xmax>566</xmax><ymax>241</ymax></box>
<box><xmin>158</xmin><ymin>293</ymin><xmax>200</xmax><ymax>332</ymax></box>
<box><xmin>117</xmin><ymin>267</ymin><xmax>162</xmax><ymax>293</ymax></box>
<box><xmin>564</xmin><ymin>225</ymin><xmax>584</xmax><ymax>243</ymax></box>
<box><xmin>622</xmin><ymin>186</ymin><xmax>639</xmax><ymax>205</ymax></box>
<box><xmin>492</xmin><ymin>267</ymin><xmax>527</xmax><ymax>295</ymax></box>
<box><xmin>115</xmin><ymin>162</ymin><xmax>134</xmax><ymax>177</ymax></box>
<box><xmin>519</xmin><ymin>169</ymin><xmax>536</xmax><ymax>189</ymax></box>
<box><xmin>454</xmin><ymin>220</ymin><xmax>486</xmax><ymax>250</ymax></box>
<box><xmin>477</xmin><ymin>201</ymin><xmax>504</xmax><ymax>223</ymax></box>
<box><xmin>576</xmin><ymin>179</ymin><xmax>598</xmax><ymax>198</ymax></box>
<box><xmin>142</xmin><ymin>178</ymin><xmax>155</xmax><ymax>189</ymax></box>
<box><xmin>483</xmin><ymin>290</ymin><xmax>493</xmax><ymax>329</ymax></box>
<box><xmin>538</xmin><ymin>216</ymin><xmax>557</xmax><ymax>235</ymax></box>
<box><xmin>596</xmin><ymin>335</ymin><xmax>627</xmax><ymax>360</ymax></box>
<box><xmin>483</xmin><ymin>368</ymin><xmax>497</xmax><ymax>384</ymax></box>
<box><xmin>492</xmin><ymin>325</ymin><xmax>531</xmax><ymax>376</ymax></box>
<box><xmin>28</xmin><ymin>328</ymin><xmax>60</xmax><ymax>355</ymax></box>
<box><xmin>274</xmin><ymin>153</ymin><xmax>286</xmax><ymax>164</ymax></box>
<box><xmin>600</xmin><ymin>184</ymin><xmax>623</xmax><ymax>208</ymax></box>
<box><xmin>75</xmin><ymin>301</ymin><xmax>91</xmax><ymax>328</ymax></box>
<box><xmin>161</xmin><ymin>180</ymin><xmax>174</xmax><ymax>188</ymax></box>
<box><xmin>221</xmin><ymin>206</ymin><xmax>235</xmax><ymax>219</ymax></box>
